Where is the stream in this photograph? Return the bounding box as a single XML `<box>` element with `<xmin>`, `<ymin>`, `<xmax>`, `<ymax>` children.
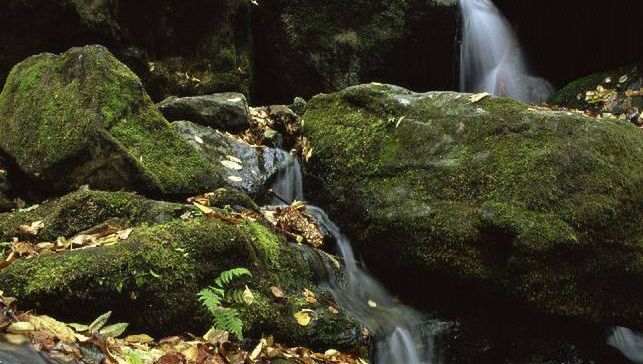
<box><xmin>267</xmin><ymin>153</ymin><xmax>445</xmax><ymax>363</ymax></box>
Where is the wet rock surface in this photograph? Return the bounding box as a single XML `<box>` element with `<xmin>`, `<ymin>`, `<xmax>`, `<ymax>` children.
<box><xmin>158</xmin><ymin>93</ymin><xmax>252</xmax><ymax>132</ymax></box>
<box><xmin>172</xmin><ymin>120</ymin><xmax>289</xmax><ymax>198</ymax></box>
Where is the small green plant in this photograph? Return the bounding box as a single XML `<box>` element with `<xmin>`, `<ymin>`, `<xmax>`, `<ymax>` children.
<box><xmin>198</xmin><ymin>267</ymin><xmax>252</xmax><ymax>340</ymax></box>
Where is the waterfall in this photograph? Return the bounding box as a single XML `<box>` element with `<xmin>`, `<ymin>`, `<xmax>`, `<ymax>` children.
<box><xmin>267</xmin><ymin>155</ymin><xmax>441</xmax><ymax>363</ymax></box>
<box><xmin>458</xmin><ymin>0</ymin><xmax>553</xmax><ymax>103</ymax></box>
<box><xmin>608</xmin><ymin>327</ymin><xmax>643</xmax><ymax>363</ymax></box>
<box><xmin>269</xmin><ymin>150</ymin><xmax>303</xmax><ymax>204</ymax></box>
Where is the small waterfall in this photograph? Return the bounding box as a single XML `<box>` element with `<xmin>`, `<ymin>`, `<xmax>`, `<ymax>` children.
<box><xmin>306</xmin><ymin>206</ymin><xmax>439</xmax><ymax>363</ymax></box>
<box><xmin>608</xmin><ymin>327</ymin><xmax>643</xmax><ymax>363</ymax></box>
<box><xmin>266</xmin><ymin>155</ymin><xmax>440</xmax><ymax>363</ymax></box>
<box><xmin>269</xmin><ymin>150</ymin><xmax>303</xmax><ymax>204</ymax></box>
<box><xmin>458</xmin><ymin>0</ymin><xmax>553</xmax><ymax>103</ymax></box>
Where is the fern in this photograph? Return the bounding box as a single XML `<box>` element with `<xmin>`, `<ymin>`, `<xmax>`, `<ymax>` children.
<box><xmin>213</xmin><ymin>308</ymin><xmax>244</xmax><ymax>340</ymax></box>
<box><xmin>199</xmin><ymin>267</ymin><xmax>252</xmax><ymax>341</ymax></box>
<box><xmin>214</xmin><ymin>267</ymin><xmax>251</xmax><ymax>288</ymax></box>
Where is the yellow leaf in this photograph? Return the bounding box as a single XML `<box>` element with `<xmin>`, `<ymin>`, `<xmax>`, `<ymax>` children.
<box><xmin>293</xmin><ymin>311</ymin><xmax>311</xmax><ymax>326</ymax></box>
<box><xmin>124</xmin><ymin>334</ymin><xmax>154</xmax><ymax>344</ymax></box>
<box><xmin>242</xmin><ymin>285</ymin><xmax>255</xmax><ymax>305</ymax></box>
<box><xmin>193</xmin><ymin>202</ymin><xmax>213</xmax><ymax>215</ymax></box>
<box><xmin>227</xmin><ymin>176</ymin><xmax>243</xmax><ymax>182</ymax></box>
<box><xmin>30</xmin><ymin>315</ymin><xmax>76</xmax><ymax>343</ymax></box>
<box><xmin>367</xmin><ymin>300</ymin><xmax>377</xmax><ymax>308</ymax></box>
<box><xmin>7</xmin><ymin>321</ymin><xmax>35</xmax><ymax>334</ymax></box>
<box><xmin>270</xmin><ymin>286</ymin><xmax>285</xmax><ymax>299</ymax></box>
<box><xmin>469</xmin><ymin>92</ymin><xmax>490</xmax><ymax>103</ymax></box>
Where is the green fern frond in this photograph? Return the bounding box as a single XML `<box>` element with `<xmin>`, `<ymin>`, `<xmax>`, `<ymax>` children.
<box><xmin>213</xmin><ymin>308</ymin><xmax>244</xmax><ymax>340</ymax></box>
<box><xmin>215</xmin><ymin>268</ymin><xmax>252</xmax><ymax>288</ymax></box>
<box><xmin>197</xmin><ymin>287</ymin><xmax>224</xmax><ymax>315</ymax></box>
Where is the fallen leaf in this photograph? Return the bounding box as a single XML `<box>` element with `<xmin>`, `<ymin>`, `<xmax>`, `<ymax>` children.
<box><xmin>242</xmin><ymin>286</ymin><xmax>255</xmax><ymax>305</ymax></box>
<box><xmin>249</xmin><ymin>339</ymin><xmax>265</xmax><ymax>361</ymax></box>
<box><xmin>67</xmin><ymin>323</ymin><xmax>90</xmax><ymax>332</ymax></box>
<box><xmin>221</xmin><ymin>160</ymin><xmax>243</xmax><ymax>170</ymax></box>
<box><xmin>88</xmin><ymin>311</ymin><xmax>112</xmax><ymax>334</ymax></box>
<box><xmin>30</xmin><ymin>315</ymin><xmax>76</xmax><ymax>343</ymax></box>
<box><xmin>193</xmin><ymin>203</ymin><xmax>214</xmax><ymax>215</ymax></box>
<box><xmin>368</xmin><ymin>300</ymin><xmax>377</xmax><ymax>308</ymax></box>
<box><xmin>194</xmin><ymin>135</ymin><xmax>204</xmax><ymax>144</ymax></box>
<box><xmin>99</xmin><ymin>322</ymin><xmax>129</xmax><ymax>337</ymax></box>
<box><xmin>227</xmin><ymin>176</ymin><xmax>243</xmax><ymax>182</ymax></box>
<box><xmin>270</xmin><ymin>286</ymin><xmax>285</xmax><ymax>299</ymax></box>
<box><xmin>125</xmin><ymin>334</ymin><xmax>155</xmax><ymax>344</ymax></box>
<box><xmin>303</xmin><ymin>289</ymin><xmax>317</xmax><ymax>305</ymax></box>
<box><xmin>619</xmin><ymin>75</ymin><xmax>629</xmax><ymax>83</ymax></box>
<box><xmin>7</xmin><ymin>321</ymin><xmax>35</xmax><ymax>334</ymax></box>
<box><xmin>226</xmin><ymin>155</ymin><xmax>243</xmax><ymax>164</ymax></box>
<box><xmin>469</xmin><ymin>92</ymin><xmax>490</xmax><ymax>103</ymax></box>
<box><xmin>293</xmin><ymin>311</ymin><xmax>311</xmax><ymax>326</ymax></box>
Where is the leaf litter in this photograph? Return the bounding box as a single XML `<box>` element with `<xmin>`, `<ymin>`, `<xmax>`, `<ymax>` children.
<box><xmin>0</xmin><ymin>293</ymin><xmax>367</xmax><ymax>364</ymax></box>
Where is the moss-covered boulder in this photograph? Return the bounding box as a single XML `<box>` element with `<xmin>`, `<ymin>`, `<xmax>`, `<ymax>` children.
<box><xmin>0</xmin><ymin>0</ymin><xmax>252</xmax><ymax>100</ymax></box>
<box><xmin>303</xmin><ymin>83</ymin><xmax>643</xmax><ymax>328</ymax></box>
<box><xmin>549</xmin><ymin>64</ymin><xmax>642</xmax><ymax>125</ymax></box>
<box><xmin>252</xmin><ymin>0</ymin><xmax>457</xmax><ymax>103</ymax></box>
<box><xmin>0</xmin><ymin>190</ymin><xmax>192</xmax><ymax>241</ymax></box>
<box><xmin>0</xmin><ymin>215</ymin><xmax>364</xmax><ymax>350</ymax></box>
<box><xmin>0</xmin><ymin>45</ymin><xmax>228</xmax><ymax>197</ymax></box>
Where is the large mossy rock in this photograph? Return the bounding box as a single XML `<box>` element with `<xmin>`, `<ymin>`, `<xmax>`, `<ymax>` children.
<box><xmin>0</xmin><ymin>45</ymin><xmax>225</xmax><ymax>197</ymax></box>
<box><xmin>0</xmin><ymin>189</ymin><xmax>191</xmax><ymax>241</ymax></box>
<box><xmin>303</xmin><ymin>83</ymin><xmax>643</xmax><ymax>328</ymax></box>
<box><xmin>252</xmin><ymin>0</ymin><xmax>457</xmax><ymax>103</ymax></box>
<box><xmin>0</xmin><ymin>212</ymin><xmax>364</xmax><ymax>350</ymax></box>
<box><xmin>158</xmin><ymin>93</ymin><xmax>252</xmax><ymax>132</ymax></box>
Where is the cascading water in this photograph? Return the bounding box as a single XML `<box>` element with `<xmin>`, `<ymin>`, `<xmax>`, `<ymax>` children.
<box><xmin>608</xmin><ymin>327</ymin><xmax>643</xmax><ymax>363</ymax></box>
<box><xmin>458</xmin><ymin>0</ymin><xmax>553</xmax><ymax>103</ymax></box>
<box><xmin>269</xmin><ymin>149</ymin><xmax>303</xmax><ymax>205</ymax></box>
<box><xmin>267</xmin><ymin>153</ymin><xmax>442</xmax><ymax>363</ymax></box>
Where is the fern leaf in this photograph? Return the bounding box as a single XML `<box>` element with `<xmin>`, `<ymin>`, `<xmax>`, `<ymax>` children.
<box><xmin>215</xmin><ymin>268</ymin><xmax>252</xmax><ymax>288</ymax></box>
<box><xmin>213</xmin><ymin>308</ymin><xmax>244</xmax><ymax>340</ymax></box>
<box><xmin>198</xmin><ymin>287</ymin><xmax>224</xmax><ymax>315</ymax></box>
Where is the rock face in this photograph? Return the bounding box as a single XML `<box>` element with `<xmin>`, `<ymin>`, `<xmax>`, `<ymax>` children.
<box><xmin>303</xmin><ymin>84</ymin><xmax>643</xmax><ymax>328</ymax></box>
<box><xmin>0</xmin><ymin>45</ymin><xmax>225</xmax><ymax>197</ymax></box>
<box><xmin>172</xmin><ymin>120</ymin><xmax>288</xmax><ymax>197</ymax></box>
<box><xmin>252</xmin><ymin>0</ymin><xmax>458</xmax><ymax>103</ymax></box>
<box><xmin>0</xmin><ymin>192</ymin><xmax>364</xmax><ymax>349</ymax></box>
<box><xmin>158</xmin><ymin>93</ymin><xmax>252</xmax><ymax>132</ymax></box>
<box><xmin>0</xmin><ymin>0</ymin><xmax>252</xmax><ymax>101</ymax></box>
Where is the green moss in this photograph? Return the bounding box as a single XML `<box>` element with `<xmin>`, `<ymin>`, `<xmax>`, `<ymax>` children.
<box><xmin>0</xmin><ymin>215</ymin><xmax>364</xmax><ymax>348</ymax></box>
<box><xmin>0</xmin><ymin>45</ymin><xmax>222</xmax><ymax>195</ymax></box>
<box><xmin>0</xmin><ymin>190</ymin><xmax>191</xmax><ymax>241</ymax></box>
<box><xmin>303</xmin><ymin>84</ymin><xmax>643</xmax><ymax>326</ymax></box>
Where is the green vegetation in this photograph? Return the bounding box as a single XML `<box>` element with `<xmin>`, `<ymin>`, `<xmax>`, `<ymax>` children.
<box><xmin>303</xmin><ymin>83</ymin><xmax>643</xmax><ymax>327</ymax></box>
<box><xmin>198</xmin><ymin>267</ymin><xmax>252</xmax><ymax>340</ymax></box>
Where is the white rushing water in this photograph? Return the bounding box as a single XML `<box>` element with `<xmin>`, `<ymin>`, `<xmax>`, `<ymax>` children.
<box><xmin>268</xmin><ymin>153</ymin><xmax>441</xmax><ymax>364</ymax></box>
<box><xmin>608</xmin><ymin>327</ymin><xmax>643</xmax><ymax>363</ymax></box>
<box><xmin>458</xmin><ymin>0</ymin><xmax>553</xmax><ymax>103</ymax></box>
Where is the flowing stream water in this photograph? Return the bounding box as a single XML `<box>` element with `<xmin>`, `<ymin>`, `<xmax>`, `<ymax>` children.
<box><xmin>458</xmin><ymin>0</ymin><xmax>553</xmax><ymax>103</ymax></box>
<box><xmin>268</xmin><ymin>153</ymin><xmax>443</xmax><ymax>364</ymax></box>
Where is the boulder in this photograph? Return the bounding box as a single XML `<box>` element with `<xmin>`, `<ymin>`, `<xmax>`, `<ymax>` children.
<box><xmin>0</xmin><ymin>190</ymin><xmax>192</xmax><ymax>242</ymax></box>
<box><xmin>0</xmin><ymin>213</ymin><xmax>364</xmax><ymax>350</ymax></box>
<box><xmin>172</xmin><ymin>121</ymin><xmax>288</xmax><ymax>197</ymax></box>
<box><xmin>0</xmin><ymin>45</ymin><xmax>224</xmax><ymax>197</ymax></box>
<box><xmin>303</xmin><ymin>83</ymin><xmax>643</xmax><ymax>328</ymax></box>
<box><xmin>158</xmin><ymin>93</ymin><xmax>251</xmax><ymax>132</ymax></box>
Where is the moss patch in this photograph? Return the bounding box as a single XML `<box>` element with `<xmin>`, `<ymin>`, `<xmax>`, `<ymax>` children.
<box><xmin>0</xmin><ymin>45</ymin><xmax>222</xmax><ymax>197</ymax></box>
<box><xmin>303</xmin><ymin>83</ymin><xmax>643</xmax><ymax>327</ymax></box>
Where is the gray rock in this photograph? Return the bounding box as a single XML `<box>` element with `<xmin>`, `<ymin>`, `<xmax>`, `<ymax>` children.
<box><xmin>158</xmin><ymin>93</ymin><xmax>252</xmax><ymax>132</ymax></box>
<box><xmin>172</xmin><ymin>120</ymin><xmax>288</xmax><ymax>197</ymax></box>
